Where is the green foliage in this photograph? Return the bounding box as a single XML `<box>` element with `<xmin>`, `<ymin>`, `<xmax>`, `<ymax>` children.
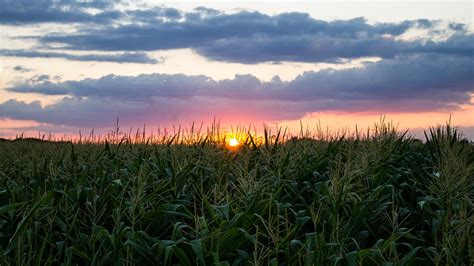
<box><xmin>0</xmin><ymin>123</ymin><xmax>472</xmax><ymax>265</ymax></box>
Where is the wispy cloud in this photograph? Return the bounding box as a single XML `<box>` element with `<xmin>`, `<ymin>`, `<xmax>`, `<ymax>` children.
<box><xmin>12</xmin><ymin>65</ymin><xmax>33</xmax><ymax>73</ymax></box>
<box><xmin>0</xmin><ymin>49</ymin><xmax>162</xmax><ymax>64</ymax></box>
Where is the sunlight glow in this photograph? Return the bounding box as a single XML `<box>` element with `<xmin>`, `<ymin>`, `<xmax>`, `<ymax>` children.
<box><xmin>229</xmin><ymin>138</ymin><xmax>239</xmax><ymax>147</ymax></box>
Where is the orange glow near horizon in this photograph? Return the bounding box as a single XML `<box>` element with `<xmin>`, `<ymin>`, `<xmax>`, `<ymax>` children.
<box><xmin>229</xmin><ymin>137</ymin><xmax>239</xmax><ymax>147</ymax></box>
<box><xmin>1</xmin><ymin>104</ymin><xmax>474</xmax><ymax>140</ymax></box>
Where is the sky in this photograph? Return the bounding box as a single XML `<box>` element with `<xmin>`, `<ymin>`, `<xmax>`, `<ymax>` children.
<box><xmin>0</xmin><ymin>0</ymin><xmax>473</xmax><ymax>139</ymax></box>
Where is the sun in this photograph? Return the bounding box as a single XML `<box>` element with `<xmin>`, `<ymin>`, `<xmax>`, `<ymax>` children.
<box><xmin>229</xmin><ymin>138</ymin><xmax>239</xmax><ymax>147</ymax></box>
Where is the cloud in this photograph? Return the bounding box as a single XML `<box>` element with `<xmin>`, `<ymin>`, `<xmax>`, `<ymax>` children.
<box><xmin>3</xmin><ymin>124</ymin><xmax>81</xmax><ymax>134</ymax></box>
<box><xmin>0</xmin><ymin>0</ymin><xmax>182</xmax><ymax>25</ymax></box>
<box><xmin>0</xmin><ymin>96</ymin><xmax>314</xmax><ymax>127</ymax></box>
<box><xmin>0</xmin><ymin>0</ymin><xmax>122</xmax><ymax>25</ymax></box>
<box><xmin>0</xmin><ymin>49</ymin><xmax>161</xmax><ymax>64</ymax></box>
<box><xmin>12</xmin><ymin>65</ymin><xmax>33</xmax><ymax>73</ymax></box>
<box><xmin>124</xmin><ymin>7</ymin><xmax>183</xmax><ymax>23</ymax></box>
<box><xmin>2</xmin><ymin>54</ymin><xmax>472</xmax><ymax>127</ymax></box>
<box><xmin>35</xmin><ymin>8</ymin><xmax>472</xmax><ymax>64</ymax></box>
<box><xmin>2</xmin><ymin>4</ymin><xmax>471</xmax><ymax>64</ymax></box>
<box><xmin>195</xmin><ymin>32</ymin><xmax>474</xmax><ymax>64</ymax></box>
<box><xmin>414</xmin><ymin>34</ymin><xmax>474</xmax><ymax>57</ymax></box>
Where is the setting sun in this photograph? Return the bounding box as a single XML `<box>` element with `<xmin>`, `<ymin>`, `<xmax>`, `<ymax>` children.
<box><xmin>229</xmin><ymin>138</ymin><xmax>239</xmax><ymax>147</ymax></box>
<box><xmin>0</xmin><ymin>1</ymin><xmax>473</xmax><ymax>264</ymax></box>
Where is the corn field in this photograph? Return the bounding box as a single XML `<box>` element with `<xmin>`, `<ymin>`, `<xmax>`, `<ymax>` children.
<box><xmin>0</xmin><ymin>123</ymin><xmax>472</xmax><ymax>265</ymax></box>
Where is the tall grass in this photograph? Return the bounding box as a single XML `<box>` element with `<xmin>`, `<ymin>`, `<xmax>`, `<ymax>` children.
<box><xmin>0</xmin><ymin>122</ymin><xmax>472</xmax><ymax>265</ymax></box>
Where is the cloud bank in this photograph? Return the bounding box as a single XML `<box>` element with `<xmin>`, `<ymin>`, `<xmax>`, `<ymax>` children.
<box><xmin>1</xmin><ymin>54</ymin><xmax>472</xmax><ymax>127</ymax></box>
<box><xmin>2</xmin><ymin>2</ymin><xmax>472</xmax><ymax>64</ymax></box>
<box><xmin>35</xmin><ymin>9</ymin><xmax>472</xmax><ymax>64</ymax></box>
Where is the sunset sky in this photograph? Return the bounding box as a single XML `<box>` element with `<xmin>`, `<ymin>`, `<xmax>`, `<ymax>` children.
<box><xmin>0</xmin><ymin>0</ymin><xmax>473</xmax><ymax>139</ymax></box>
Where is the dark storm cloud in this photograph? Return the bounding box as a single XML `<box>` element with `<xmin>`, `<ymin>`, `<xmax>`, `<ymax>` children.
<box><xmin>0</xmin><ymin>49</ymin><xmax>160</xmax><ymax>64</ymax></box>
<box><xmin>2</xmin><ymin>54</ymin><xmax>473</xmax><ymax>126</ymax></box>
